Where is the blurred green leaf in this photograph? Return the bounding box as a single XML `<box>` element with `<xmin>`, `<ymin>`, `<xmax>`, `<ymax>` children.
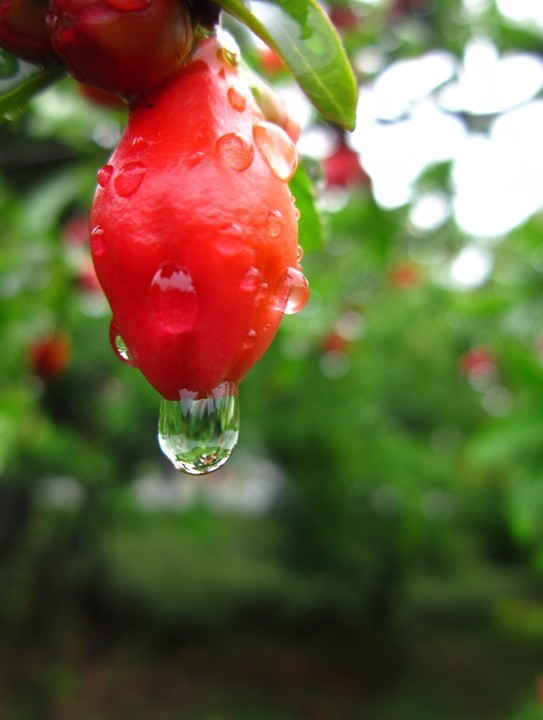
<box><xmin>289</xmin><ymin>158</ymin><xmax>323</xmax><ymax>251</ymax></box>
<box><xmin>217</xmin><ymin>0</ymin><xmax>358</xmax><ymax>129</ymax></box>
<box><xmin>466</xmin><ymin>414</ymin><xmax>543</xmax><ymax>469</ymax></box>
<box><xmin>0</xmin><ymin>54</ymin><xmax>65</xmax><ymax>121</ymax></box>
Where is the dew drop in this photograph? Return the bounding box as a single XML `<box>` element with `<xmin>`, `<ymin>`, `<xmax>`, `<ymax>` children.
<box><xmin>243</xmin><ymin>329</ymin><xmax>258</xmax><ymax>350</ymax></box>
<box><xmin>217</xmin><ymin>46</ymin><xmax>239</xmax><ymax>68</ymax></box>
<box><xmin>109</xmin><ymin>317</ymin><xmax>138</xmax><ymax>368</ymax></box>
<box><xmin>253</xmin><ymin>122</ymin><xmax>298</xmax><ymax>182</ymax></box>
<box><xmin>275</xmin><ymin>267</ymin><xmax>310</xmax><ymax>315</ymax></box>
<box><xmin>217</xmin><ymin>133</ymin><xmax>254</xmax><ymax>171</ymax></box>
<box><xmin>241</xmin><ymin>266</ymin><xmax>261</xmax><ymax>292</ymax></box>
<box><xmin>227</xmin><ymin>85</ymin><xmax>246</xmax><ymax>112</ymax></box>
<box><xmin>97</xmin><ymin>164</ymin><xmax>114</xmax><ymax>187</ymax></box>
<box><xmin>131</xmin><ymin>136</ymin><xmax>151</xmax><ymax>150</ymax></box>
<box><xmin>297</xmin><ymin>244</ymin><xmax>305</xmax><ymax>263</ymax></box>
<box><xmin>158</xmin><ymin>383</ymin><xmax>240</xmax><ymax>475</ymax></box>
<box><xmin>267</xmin><ymin>209</ymin><xmax>284</xmax><ymax>238</ymax></box>
<box><xmin>148</xmin><ymin>264</ymin><xmax>198</xmax><ymax>334</ymax></box>
<box><xmin>187</xmin><ymin>151</ymin><xmax>205</xmax><ymax>167</ymax></box>
<box><xmin>114</xmin><ymin>162</ymin><xmax>146</xmax><ymax>197</ymax></box>
<box><xmin>90</xmin><ymin>225</ymin><xmax>106</xmax><ymax>257</ymax></box>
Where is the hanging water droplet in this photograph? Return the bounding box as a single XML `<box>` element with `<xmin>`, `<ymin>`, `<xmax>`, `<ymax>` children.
<box><xmin>90</xmin><ymin>225</ymin><xmax>106</xmax><ymax>257</ymax></box>
<box><xmin>97</xmin><ymin>164</ymin><xmax>114</xmax><ymax>187</ymax></box>
<box><xmin>114</xmin><ymin>162</ymin><xmax>146</xmax><ymax>197</ymax></box>
<box><xmin>267</xmin><ymin>209</ymin><xmax>285</xmax><ymax>238</ymax></box>
<box><xmin>109</xmin><ymin>317</ymin><xmax>138</xmax><ymax>368</ymax></box>
<box><xmin>227</xmin><ymin>85</ymin><xmax>246</xmax><ymax>112</ymax></box>
<box><xmin>253</xmin><ymin>122</ymin><xmax>298</xmax><ymax>182</ymax></box>
<box><xmin>275</xmin><ymin>267</ymin><xmax>310</xmax><ymax>315</ymax></box>
<box><xmin>297</xmin><ymin>244</ymin><xmax>304</xmax><ymax>263</ymax></box>
<box><xmin>158</xmin><ymin>383</ymin><xmax>240</xmax><ymax>475</ymax></box>
<box><xmin>217</xmin><ymin>132</ymin><xmax>254</xmax><ymax>171</ymax></box>
<box><xmin>148</xmin><ymin>264</ymin><xmax>198</xmax><ymax>334</ymax></box>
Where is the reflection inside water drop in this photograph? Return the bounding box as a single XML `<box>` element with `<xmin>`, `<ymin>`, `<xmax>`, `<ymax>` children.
<box><xmin>109</xmin><ymin>317</ymin><xmax>138</xmax><ymax>367</ymax></box>
<box><xmin>158</xmin><ymin>382</ymin><xmax>240</xmax><ymax>475</ymax></box>
<box><xmin>275</xmin><ymin>267</ymin><xmax>310</xmax><ymax>315</ymax></box>
<box><xmin>217</xmin><ymin>132</ymin><xmax>254</xmax><ymax>171</ymax></box>
<box><xmin>253</xmin><ymin>122</ymin><xmax>298</xmax><ymax>182</ymax></box>
<box><xmin>148</xmin><ymin>264</ymin><xmax>199</xmax><ymax>334</ymax></box>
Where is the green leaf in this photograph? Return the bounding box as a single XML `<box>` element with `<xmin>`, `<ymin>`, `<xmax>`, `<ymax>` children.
<box><xmin>217</xmin><ymin>0</ymin><xmax>358</xmax><ymax>130</ymax></box>
<box><xmin>290</xmin><ymin>158</ymin><xmax>323</xmax><ymax>252</ymax></box>
<box><xmin>0</xmin><ymin>52</ymin><xmax>65</xmax><ymax>121</ymax></box>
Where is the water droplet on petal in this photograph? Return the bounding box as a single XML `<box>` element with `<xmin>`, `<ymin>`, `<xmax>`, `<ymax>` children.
<box><xmin>241</xmin><ymin>266</ymin><xmax>261</xmax><ymax>292</ymax></box>
<box><xmin>227</xmin><ymin>85</ymin><xmax>246</xmax><ymax>112</ymax></box>
<box><xmin>243</xmin><ymin>329</ymin><xmax>258</xmax><ymax>350</ymax></box>
<box><xmin>131</xmin><ymin>136</ymin><xmax>151</xmax><ymax>150</ymax></box>
<box><xmin>217</xmin><ymin>133</ymin><xmax>254</xmax><ymax>171</ymax></box>
<box><xmin>187</xmin><ymin>151</ymin><xmax>205</xmax><ymax>167</ymax></box>
<box><xmin>253</xmin><ymin>122</ymin><xmax>298</xmax><ymax>182</ymax></box>
<box><xmin>90</xmin><ymin>225</ymin><xmax>106</xmax><ymax>257</ymax></box>
<box><xmin>114</xmin><ymin>162</ymin><xmax>146</xmax><ymax>197</ymax></box>
<box><xmin>217</xmin><ymin>45</ymin><xmax>239</xmax><ymax>68</ymax></box>
<box><xmin>275</xmin><ymin>267</ymin><xmax>310</xmax><ymax>315</ymax></box>
<box><xmin>97</xmin><ymin>164</ymin><xmax>114</xmax><ymax>187</ymax></box>
<box><xmin>158</xmin><ymin>383</ymin><xmax>239</xmax><ymax>475</ymax></box>
<box><xmin>267</xmin><ymin>209</ymin><xmax>284</xmax><ymax>238</ymax></box>
<box><xmin>148</xmin><ymin>264</ymin><xmax>198</xmax><ymax>334</ymax></box>
<box><xmin>109</xmin><ymin>317</ymin><xmax>138</xmax><ymax>367</ymax></box>
<box><xmin>257</xmin><ymin>282</ymin><xmax>270</xmax><ymax>301</ymax></box>
<box><xmin>297</xmin><ymin>244</ymin><xmax>305</xmax><ymax>263</ymax></box>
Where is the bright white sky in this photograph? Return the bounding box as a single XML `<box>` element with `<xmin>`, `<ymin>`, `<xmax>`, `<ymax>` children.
<box><xmin>350</xmin><ymin>37</ymin><xmax>543</xmax><ymax>240</ymax></box>
<box><xmin>336</xmin><ymin>0</ymin><xmax>543</xmax><ymax>288</ymax></box>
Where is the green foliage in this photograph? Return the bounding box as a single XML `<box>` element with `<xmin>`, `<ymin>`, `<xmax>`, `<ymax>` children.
<box><xmin>1</xmin><ymin>0</ymin><xmax>543</xmax><ymax>718</ymax></box>
<box><xmin>0</xmin><ymin>51</ymin><xmax>65</xmax><ymax>120</ymax></box>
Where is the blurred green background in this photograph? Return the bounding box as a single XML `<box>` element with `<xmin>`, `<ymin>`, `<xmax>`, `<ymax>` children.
<box><xmin>2</xmin><ymin>0</ymin><xmax>543</xmax><ymax>717</ymax></box>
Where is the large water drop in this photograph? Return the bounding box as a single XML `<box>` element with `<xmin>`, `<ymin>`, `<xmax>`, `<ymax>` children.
<box><xmin>253</xmin><ymin>122</ymin><xmax>298</xmax><ymax>182</ymax></box>
<box><xmin>275</xmin><ymin>267</ymin><xmax>310</xmax><ymax>315</ymax></box>
<box><xmin>114</xmin><ymin>162</ymin><xmax>146</xmax><ymax>197</ymax></box>
<box><xmin>158</xmin><ymin>383</ymin><xmax>240</xmax><ymax>475</ymax></box>
<box><xmin>217</xmin><ymin>132</ymin><xmax>254</xmax><ymax>171</ymax></box>
<box><xmin>148</xmin><ymin>264</ymin><xmax>198</xmax><ymax>334</ymax></box>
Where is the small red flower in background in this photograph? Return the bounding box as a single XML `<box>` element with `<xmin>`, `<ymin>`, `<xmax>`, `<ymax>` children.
<box><xmin>323</xmin><ymin>141</ymin><xmax>369</xmax><ymax>189</ymax></box>
<box><xmin>328</xmin><ymin>5</ymin><xmax>360</xmax><ymax>31</ymax></box>
<box><xmin>259</xmin><ymin>46</ymin><xmax>285</xmax><ymax>77</ymax></box>
<box><xmin>459</xmin><ymin>347</ymin><xmax>496</xmax><ymax>379</ymax></box>
<box><xmin>388</xmin><ymin>0</ymin><xmax>431</xmax><ymax>21</ymax></box>
<box><xmin>29</xmin><ymin>332</ymin><xmax>72</xmax><ymax>381</ymax></box>
<box><xmin>389</xmin><ymin>262</ymin><xmax>423</xmax><ymax>289</ymax></box>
